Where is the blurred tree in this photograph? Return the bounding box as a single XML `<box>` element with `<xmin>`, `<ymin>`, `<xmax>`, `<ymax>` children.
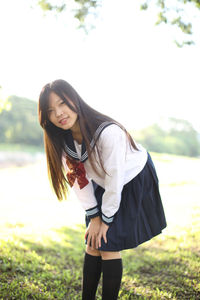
<box><xmin>36</xmin><ymin>0</ymin><xmax>100</xmax><ymax>32</ymax></box>
<box><xmin>0</xmin><ymin>96</ymin><xmax>43</xmax><ymax>147</ymax></box>
<box><xmin>140</xmin><ymin>0</ymin><xmax>200</xmax><ymax>46</ymax></box>
<box><xmin>0</xmin><ymin>86</ymin><xmax>11</xmax><ymax>114</ymax></box>
<box><xmin>1</xmin><ymin>95</ymin><xmax>199</xmax><ymax>156</ymax></box>
<box><xmin>34</xmin><ymin>0</ymin><xmax>200</xmax><ymax>45</ymax></box>
<box><xmin>133</xmin><ymin>118</ymin><xmax>200</xmax><ymax>157</ymax></box>
<box><xmin>166</xmin><ymin>118</ymin><xmax>200</xmax><ymax>156</ymax></box>
<box><xmin>134</xmin><ymin>123</ymin><xmax>167</xmax><ymax>153</ymax></box>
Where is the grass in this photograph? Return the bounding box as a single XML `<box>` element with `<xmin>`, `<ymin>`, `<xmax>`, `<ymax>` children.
<box><xmin>0</xmin><ymin>226</ymin><xmax>85</xmax><ymax>299</ymax></box>
<box><xmin>0</xmin><ymin>153</ymin><xmax>200</xmax><ymax>299</ymax></box>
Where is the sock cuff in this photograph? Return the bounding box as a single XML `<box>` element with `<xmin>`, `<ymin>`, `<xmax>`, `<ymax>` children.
<box><xmin>102</xmin><ymin>258</ymin><xmax>122</xmax><ymax>267</ymax></box>
<box><xmin>102</xmin><ymin>258</ymin><xmax>122</xmax><ymax>262</ymax></box>
<box><xmin>85</xmin><ymin>252</ymin><xmax>102</xmax><ymax>261</ymax></box>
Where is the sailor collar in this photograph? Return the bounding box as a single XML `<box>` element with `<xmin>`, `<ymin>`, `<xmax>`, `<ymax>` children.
<box><xmin>64</xmin><ymin>121</ymin><xmax>116</xmax><ymax>162</ymax></box>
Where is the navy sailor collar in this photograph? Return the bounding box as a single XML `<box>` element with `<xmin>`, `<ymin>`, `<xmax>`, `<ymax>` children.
<box><xmin>64</xmin><ymin>121</ymin><xmax>116</xmax><ymax>162</ymax></box>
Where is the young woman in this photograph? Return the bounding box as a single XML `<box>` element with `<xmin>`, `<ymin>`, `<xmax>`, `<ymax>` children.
<box><xmin>38</xmin><ymin>79</ymin><xmax>166</xmax><ymax>300</ymax></box>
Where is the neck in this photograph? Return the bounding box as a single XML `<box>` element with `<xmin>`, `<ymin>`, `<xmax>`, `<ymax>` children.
<box><xmin>70</xmin><ymin>120</ymin><xmax>83</xmax><ymax>144</ymax></box>
<box><xmin>70</xmin><ymin>119</ymin><xmax>80</xmax><ymax>134</ymax></box>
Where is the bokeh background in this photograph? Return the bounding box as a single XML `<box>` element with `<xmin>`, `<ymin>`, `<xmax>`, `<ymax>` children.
<box><xmin>0</xmin><ymin>0</ymin><xmax>200</xmax><ymax>299</ymax></box>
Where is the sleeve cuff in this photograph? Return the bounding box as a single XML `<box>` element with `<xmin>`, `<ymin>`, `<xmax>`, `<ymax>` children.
<box><xmin>85</xmin><ymin>205</ymin><xmax>100</xmax><ymax>220</ymax></box>
<box><xmin>101</xmin><ymin>213</ymin><xmax>114</xmax><ymax>225</ymax></box>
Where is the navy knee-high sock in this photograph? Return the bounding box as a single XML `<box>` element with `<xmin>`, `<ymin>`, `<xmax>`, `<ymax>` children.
<box><xmin>102</xmin><ymin>258</ymin><xmax>123</xmax><ymax>300</ymax></box>
<box><xmin>82</xmin><ymin>253</ymin><xmax>102</xmax><ymax>300</ymax></box>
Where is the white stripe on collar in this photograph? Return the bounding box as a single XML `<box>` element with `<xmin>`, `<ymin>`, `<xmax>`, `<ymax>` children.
<box><xmin>65</xmin><ymin>121</ymin><xmax>116</xmax><ymax>162</ymax></box>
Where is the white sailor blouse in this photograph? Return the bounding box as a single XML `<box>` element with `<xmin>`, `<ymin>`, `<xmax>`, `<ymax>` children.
<box><xmin>62</xmin><ymin>122</ymin><xmax>148</xmax><ymax>225</ymax></box>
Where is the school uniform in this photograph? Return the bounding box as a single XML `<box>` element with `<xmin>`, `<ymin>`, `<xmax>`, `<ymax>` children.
<box><xmin>63</xmin><ymin>121</ymin><xmax>167</xmax><ymax>251</ymax></box>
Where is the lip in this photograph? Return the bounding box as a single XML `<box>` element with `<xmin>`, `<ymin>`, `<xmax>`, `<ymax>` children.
<box><xmin>59</xmin><ymin>117</ymin><xmax>68</xmax><ymax>125</ymax></box>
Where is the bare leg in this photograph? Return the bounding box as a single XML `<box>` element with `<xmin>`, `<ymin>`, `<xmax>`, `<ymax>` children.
<box><xmin>100</xmin><ymin>251</ymin><xmax>121</xmax><ymax>260</ymax></box>
<box><xmin>87</xmin><ymin>245</ymin><xmax>101</xmax><ymax>256</ymax></box>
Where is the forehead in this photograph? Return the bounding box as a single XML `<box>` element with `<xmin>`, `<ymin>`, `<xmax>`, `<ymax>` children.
<box><xmin>48</xmin><ymin>92</ymin><xmax>62</xmax><ymax>107</ymax></box>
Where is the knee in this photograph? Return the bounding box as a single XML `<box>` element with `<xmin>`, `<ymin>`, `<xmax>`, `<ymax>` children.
<box><xmin>100</xmin><ymin>251</ymin><xmax>121</xmax><ymax>260</ymax></box>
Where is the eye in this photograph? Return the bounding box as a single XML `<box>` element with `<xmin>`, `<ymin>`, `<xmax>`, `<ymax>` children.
<box><xmin>47</xmin><ymin>109</ymin><xmax>53</xmax><ymax>115</ymax></box>
<box><xmin>60</xmin><ymin>101</ymin><xmax>65</xmax><ymax>105</ymax></box>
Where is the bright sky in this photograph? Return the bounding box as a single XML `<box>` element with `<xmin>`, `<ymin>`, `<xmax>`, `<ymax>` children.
<box><xmin>0</xmin><ymin>0</ymin><xmax>200</xmax><ymax>131</ymax></box>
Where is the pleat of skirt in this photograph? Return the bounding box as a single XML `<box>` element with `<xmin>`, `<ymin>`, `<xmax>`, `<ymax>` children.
<box><xmin>85</xmin><ymin>153</ymin><xmax>167</xmax><ymax>251</ymax></box>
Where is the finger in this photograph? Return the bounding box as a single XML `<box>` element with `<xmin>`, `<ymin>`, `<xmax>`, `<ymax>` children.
<box><xmin>98</xmin><ymin>237</ymin><xmax>101</xmax><ymax>248</ymax></box>
<box><xmin>95</xmin><ymin>234</ymin><xmax>99</xmax><ymax>249</ymax></box>
<box><xmin>92</xmin><ymin>234</ymin><xmax>96</xmax><ymax>250</ymax></box>
<box><xmin>90</xmin><ymin>235</ymin><xmax>94</xmax><ymax>249</ymax></box>
<box><xmin>87</xmin><ymin>234</ymin><xmax>91</xmax><ymax>247</ymax></box>
<box><xmin>98</xmin><ymin>233</ymin><xmax>102</xmax><ymax>248</ymax></box>
<box><xmin>95</xmin><ymin>237</ymin><xmax>99</xmax><ymax>249</ymax></box>
<box><xmin>103</xmin><ymin>231</ymin><xmax>107</xmax><ymax>244</ymax></box>
<box><xmin>85</xmin><ymin>230</ymin><xmax>89</xmax><ymax>240</ymax></box>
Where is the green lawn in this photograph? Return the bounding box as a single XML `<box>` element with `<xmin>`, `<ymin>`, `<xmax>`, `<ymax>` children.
<box><xmin>0</xmin><ymin>153</ymin><xmax>199</xmax><ymax>299</ymax></box>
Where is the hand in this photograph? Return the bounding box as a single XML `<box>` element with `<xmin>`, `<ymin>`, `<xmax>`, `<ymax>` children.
<box><xmin>85</xmin><ymin>216</ymin><xmax>101</xmax><ymax>250</ymax></box>
<box><xmin>96</xmin><ymin>222</ymin><xmax>109</xmax><ymax>249</ymax></box>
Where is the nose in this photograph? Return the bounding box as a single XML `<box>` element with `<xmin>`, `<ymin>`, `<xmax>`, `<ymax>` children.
<box><xmin>55</xmin><ymin>107</ymin><xmax>63</xmax><ymax>118</ymax></box>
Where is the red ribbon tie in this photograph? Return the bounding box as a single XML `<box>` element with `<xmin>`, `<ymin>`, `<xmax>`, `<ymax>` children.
<box><xmin>66</xmin><ymin>157</ymin><xmax>89</xmax><ymax>189</ymax></box>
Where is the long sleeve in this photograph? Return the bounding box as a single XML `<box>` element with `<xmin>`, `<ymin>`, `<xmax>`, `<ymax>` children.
<box><xmin>62</xmin><ymin>124</ymin><xmax>146</xmax><ymax>225</ymax></box>
<box><xmin>62</xmin><ymin>154</ymin><xmax>100</xmax><ymax>220</ymax></box>
<box><xmin>72</xmin><ymin>178</ymin><xmax>100</xmax><ymax>219</ymax></box>
<box><xmin>98</xmin><ymin>125</ymin><xmax>127</xmax><ymax>225</ymax></box>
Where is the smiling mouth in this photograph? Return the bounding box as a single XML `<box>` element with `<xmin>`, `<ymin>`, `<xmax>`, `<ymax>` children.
<box><xmin>59</xmin><ymin>118</ymin><xmax>68</xmax><ymax>125</ymax></box>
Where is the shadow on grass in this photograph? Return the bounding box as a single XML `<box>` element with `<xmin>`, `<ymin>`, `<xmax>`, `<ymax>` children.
<box><xmin>121</xmin><ymin>236</ymin><xmax>200</xmax><ymax>299</ymax></box>
<box><xmin>0</xmin><ymin>225</ymin><xmax>86</xmax><ymax>299</ymax></box>
<box><xmin>0</xmin><ymin>225</ymin><xmax>200</xmax><ymax>299</ymax></box>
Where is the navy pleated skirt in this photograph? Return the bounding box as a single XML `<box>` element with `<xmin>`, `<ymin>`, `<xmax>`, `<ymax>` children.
<box><xmin>86</xmin><ymin>153</ymin><xmax>167</xmax><ymax>251</ymax></box>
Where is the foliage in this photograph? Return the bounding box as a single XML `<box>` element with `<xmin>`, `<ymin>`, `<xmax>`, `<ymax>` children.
<box><xmin>34</xmin><ymin>0</ymin><xmax>200</xmax><ymax>45</ymax></box>
<box><xmin>1</xmin><ymin>95</ymin><xmax>199</xmax><ymax>157</ymax></box>
<box><xmin>140</xmin><ymin>0</ymin><xmax>200</xmax><ymax>46</ymax></box>
<box><xmin>36</xmin><ymin>0</ymin><xmax>100</xmax><ymax>31</ymax></box>
<box><xmin>133</xmin><ymin>118</ymin><xmax>200</xmax><ymax>157</ymax></box>
<box><xmin>0</xmin><ymin>86</ymin><xmax>11</xmax><ymax>114</ymax></box>
<box><xmin>0</xmin><ymin>96</ymin><xmax>43</xmax><ymax>147</ymax></box>
<box><xmin>0</xmin><ymin>99</ymin><xmax>11</xmax><ymax>114</ymax></box>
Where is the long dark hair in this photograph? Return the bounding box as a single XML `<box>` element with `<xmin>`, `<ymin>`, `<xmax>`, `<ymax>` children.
<box><xmin>38</xmin><ymin>79</ymin><xmax>138</xmax><ymax>200</ymax></box>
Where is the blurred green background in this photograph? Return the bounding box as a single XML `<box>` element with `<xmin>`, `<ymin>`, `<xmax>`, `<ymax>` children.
<box><xmin>0</xmin><ymin>94</ymin><xmax>200</xmax><ymax>157</ymax></box>
<box><xmin>0</xmin><ymin>0</ymin><xmax>200</xmax><ymax>299</ymax></box>
<box><xmin>0</xmin><ymin>84</ymin><xmax>199</xmax><ymax>300</ymax></box>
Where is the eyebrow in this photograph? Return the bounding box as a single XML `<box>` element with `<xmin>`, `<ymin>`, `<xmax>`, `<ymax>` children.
<box><xmin>48</xmin><ymin>98</ymin><xmax>63</xmax><ymax>109</ymax></box>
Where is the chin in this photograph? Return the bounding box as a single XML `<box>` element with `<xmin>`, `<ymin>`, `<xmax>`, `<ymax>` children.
<box><xmin>63</xmin><ymin>124</ymin><xmax>71</xmax><ymax>130</ymax></box>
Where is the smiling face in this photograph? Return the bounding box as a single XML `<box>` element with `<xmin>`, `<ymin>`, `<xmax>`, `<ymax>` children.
<box><xmin>47</xmin><ymin>92</ymin><xmax>78</xmax><ymax>131</ymax></box>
